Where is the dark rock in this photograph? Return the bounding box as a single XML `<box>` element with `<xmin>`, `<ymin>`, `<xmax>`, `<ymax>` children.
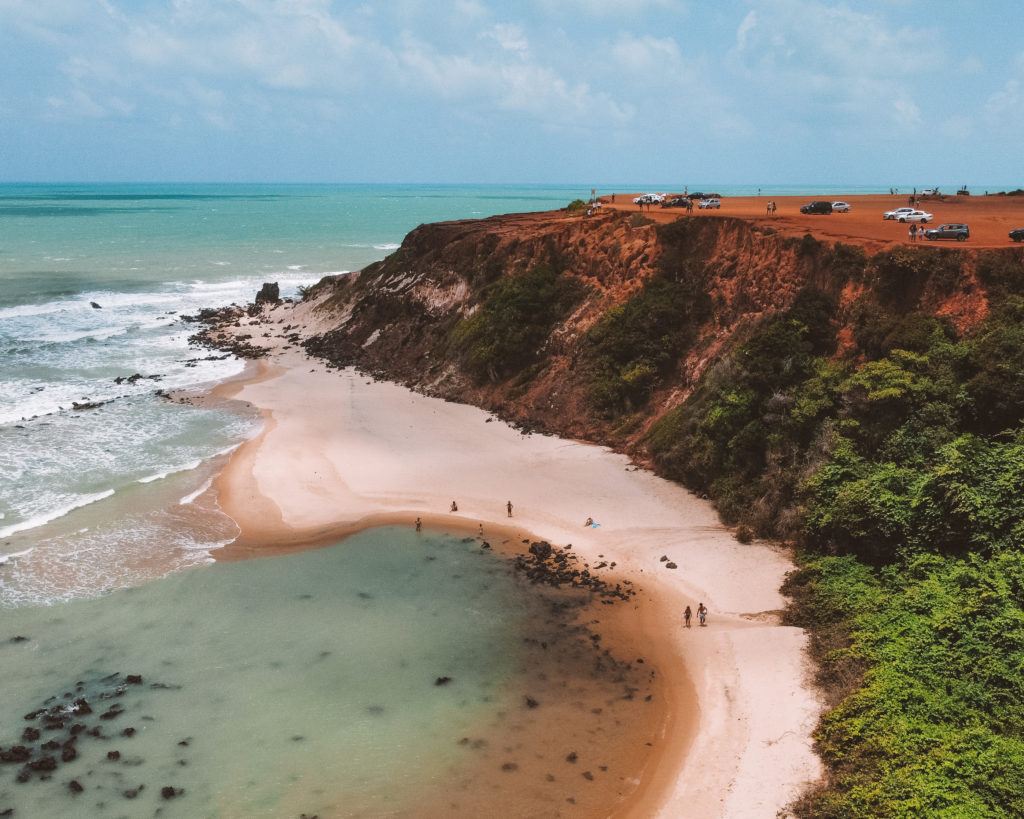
<box><xmin>524</xmin><ymin>696</ymin><xmax>539</xmax><ymax>709</ymax></box>
<box><xmin>582</xmin><ymin>770</ymin><xmax>594</xmax><ymax>781</ymax></box>
<box><xmin>107</xmin><ymin>751</ymin><xmax>121</xmax><ymax>761</ymax></box>
<box><xmin>161</xmin><ymin>786</ymin><xmax>183</xmax><ymax>799</ymax></box>
<box><xmin>99</xmin><ymin>706</ymin><xmax>123</xmax><ymax>720</ymax></box>
<box><xmin>1</xmin><ymin>746</ymin><xmax>32</xmax><ymax>763</ymax></box>
<box><xmin>121</xmin><ymin>727</ymin><xmax>136</xmax><ymax>737</ymax></box>
<box><xmin>21</xmin><ymin>727</ymin><xmax>40</xmax><ymax>742</ymax></box>
<box><xmin>665</xmin><ymin>562</ymin><xmax>678</xmax><ymax>569</ymax></box>
<box><xmin>40</xmin><ymin>740</ymin><xmax>61</xmax><ymax>751</ymax></box>
<box><xmin>125</xmin><ymin>675</ymin><xmax>142</xmax><ymax>685</ymax></box>
<box><xmin>565</xmin><ymin>751</ymin><xmax>578</xmax><ymax>763</ymax></box>
<box><xmin>501</xmin><ymin>762</ymin><xmax>518</xmax><ymax>772</ymax></box>
<box><xmin>434</xmin><ymin>676</ymin><xmax>452</xmax><ymax>686</ymax></box>
<box><xmin>254</xmin><ymin>282</ymin><xmax>281</xmax><ymax>306</ymax></box>
<box><xmin>659</xmin><ymin>555</ymin><xmax>668</xmax><ymax>562</ymax></box>
<box><xmin>91</xmin><ymin>302</ymin><xmax>102</xmax><ymax>309</ymax></box>
<box><xmin>69</xmin><ymin>779</ymin><xmax>84</xmax><ymax>794</ymax></box>
<box><xmin>62</xmin><ymin>744</ymin><xmax>77</xmax><ymax>763</ymax></box>
<box><xmin>27</xmin><ymin>756</ymin><xmax>57</xmax><ymax>772</ymax></box>
<box><xmin>10</xmin><ymin>636</ymin><xmax>29</xmax><ymax>643</ymax></box>
<box><xmin>528</xmin><ymin>541</ymin><xmax>553</xmax><ymax>560</ymax></box>
<box><xmin>71</xmin><ymin>698</ymin><xmax>91</xmax><ymax>715</ymax></box>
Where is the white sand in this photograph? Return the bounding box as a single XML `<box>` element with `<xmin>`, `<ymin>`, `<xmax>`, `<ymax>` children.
<box><xmin>212</xmin><ymin>342</ymin><xmax>823</xmax><ymax>817</ymax></box>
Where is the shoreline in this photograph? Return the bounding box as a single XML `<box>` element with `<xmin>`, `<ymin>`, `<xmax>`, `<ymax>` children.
<box><xmin>202</xmin><ymin>338</ymin><xmax>823</xmax><ymax>817</ymax></box>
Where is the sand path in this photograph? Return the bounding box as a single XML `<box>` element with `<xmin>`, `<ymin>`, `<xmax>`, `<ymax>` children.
<box><xmin>211</xmin><ymin>349</ymin><xmax>822</xmax><ymax>817</ymax></box>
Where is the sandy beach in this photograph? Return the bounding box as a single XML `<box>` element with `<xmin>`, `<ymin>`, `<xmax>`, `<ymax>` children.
<box><xmin>206</xmin><ymin>314</ymin><xmax>823</xmax><ymax>817</ymax></box>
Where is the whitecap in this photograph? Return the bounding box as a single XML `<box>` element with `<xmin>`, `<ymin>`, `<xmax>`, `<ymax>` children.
<box><xmin>0</xmin><ymin>547</ymin><xmax>34</xmax><ymax>565</ymax></box>
<box><xmin>138</xmin><ymin>459</ymin><xmax>202</xmax><ymax>484</ymax></box>
<box><xmin>0</xmin><ymin>489</ymin><xmax>116</xmax><ymax>539</ymax></box>
<box><xmin>179</xmin><ymin>476</ymin><xmax>214</xmax><ymax>505</ymax></box>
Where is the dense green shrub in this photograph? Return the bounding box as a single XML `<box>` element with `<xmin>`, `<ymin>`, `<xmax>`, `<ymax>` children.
<box><xmin>584</xmin><ymin>270</ymin><xmax>711</xmax><ymax>414</ymax></box>
<box><xmin>451</xmin><ymin>265</ymin><xmax>585</xmax><ymax>381</ymax></box>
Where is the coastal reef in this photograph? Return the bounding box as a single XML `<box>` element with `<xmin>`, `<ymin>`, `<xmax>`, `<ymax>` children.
<box><xmin>0</xmin><ymin>672</ymin><xmax>185</xmax><ymax>814</ymax></box>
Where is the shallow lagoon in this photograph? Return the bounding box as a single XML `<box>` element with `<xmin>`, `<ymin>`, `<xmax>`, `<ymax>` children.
<box><xmin>0</xmin><ymin>527</ymin><xmax>546</xmax><ymax>817</ymax></box>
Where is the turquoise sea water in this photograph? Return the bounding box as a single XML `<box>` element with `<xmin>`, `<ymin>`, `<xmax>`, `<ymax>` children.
<box><xmin>0</xmin><ymin>183</ymin><xmax>595</xmax><ymax>600</ymax></box>
<box><xmin>0</xmin><ymin>183</ymin><xmax>665</xmax><ymax>817</ymax></box>
<box><xmin>0</xmin><ymin>527</ymin><xmax>565</xmax><ymax>817</ymax></box>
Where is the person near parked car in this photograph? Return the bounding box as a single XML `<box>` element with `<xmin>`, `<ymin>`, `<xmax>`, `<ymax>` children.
<box><xmin>909</xmin><ymin>223</ymin><xmax>918</xmax><ymax>242</ymax></box>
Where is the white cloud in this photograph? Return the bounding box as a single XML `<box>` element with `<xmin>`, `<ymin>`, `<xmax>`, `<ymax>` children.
<box><xmin>726</xmin><ymin>0</ymin><xmax>940</xmax><ymax>133</ymax></box>
<box><xmin>481</xmin><ymin>23</ymin><xmax>529</xmax><ymax>58</ymax></box>
<box><xmin>611</xmin><ymin>34</ymin><xmax>682</xmax><ymax>73</ymax></box>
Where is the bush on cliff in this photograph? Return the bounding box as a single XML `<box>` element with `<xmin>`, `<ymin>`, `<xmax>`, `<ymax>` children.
<box><xmin>645</xmin><ymin>243</ymin><xmax>1024</xmax><ymax>815</ymax></box>
<box><xmin>451</xmin><ymin>265</ymin><xmax>585</xmax><ymax>381</ymax></box>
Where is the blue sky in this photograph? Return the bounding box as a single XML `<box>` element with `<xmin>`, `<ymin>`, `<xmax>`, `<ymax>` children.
<box><xmin>1</xmin><ymin>0</ymin><xmax>1021</xmax><ymax>186</ymax></box>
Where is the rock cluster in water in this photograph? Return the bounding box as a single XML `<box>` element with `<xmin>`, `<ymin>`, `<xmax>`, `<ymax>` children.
<box><xmin>515</xmin><ymin>540</ymin><xmax>635</xmax><ymax>602</ymax></box>
<box><xmin>0</xmin><ymin>672</ymin><xmax>185</xmax><ymax>813</ymax></box>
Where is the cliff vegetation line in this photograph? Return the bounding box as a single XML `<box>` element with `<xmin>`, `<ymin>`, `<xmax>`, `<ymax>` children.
<box><xmin>252</xmin><ymin>207</ymin><xmax>1024</xmax><ymax>816</ymax></box>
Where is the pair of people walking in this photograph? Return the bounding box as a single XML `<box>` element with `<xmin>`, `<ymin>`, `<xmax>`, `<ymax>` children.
<box><xmin>683</xmin><ymin>603</ymin><xmax>708</xmax><ymax>627</ymax></box>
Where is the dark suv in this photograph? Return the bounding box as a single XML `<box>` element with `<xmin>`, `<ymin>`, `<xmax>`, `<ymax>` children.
<box><xmin>800</xmin><ymin>201</ymin><xmax>833</xmax><ymax>214</ymax></box>
<box><xmin>924</xmin><ymin>223</ymin><xmax>969</xmax><ymax>242</ymax></box>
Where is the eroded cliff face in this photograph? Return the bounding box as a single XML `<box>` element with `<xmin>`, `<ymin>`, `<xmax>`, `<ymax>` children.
<box><xmin>290</xmin><ymin>207</ymin><xmax>996</xmax><ymax>457</ymax></box>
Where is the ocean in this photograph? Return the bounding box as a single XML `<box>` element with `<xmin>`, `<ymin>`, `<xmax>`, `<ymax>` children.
<box><xmin>0</xmin><ymin>183</ymin><xmax>666</xmax><ymax>817</ymax></box>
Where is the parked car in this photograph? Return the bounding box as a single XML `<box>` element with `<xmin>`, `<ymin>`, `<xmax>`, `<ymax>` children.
<box><xmin>633</xmin><ymin>193</ymin><xmax>664</xmax><ymax>205</ymax></box>
<box><xmin>884</xmin><ymin>207</ymin><xmax>916</xmax><ymax>220</ymax></box>
<box><xmin>800</xmin><ymin>201</ymin><xmax>833</xmax><ymax>214</ymax></box>
<box><xmin>1010</xmin><ymin>228</ymin><xmax>1024</xmax><ymax>242</ymax></box>
<box><xmin>698</xmin><ymin>197</ymin><xmax>721</xmax><ymax>209</ymax></box>
<box><xmin>897</xmin><ymin>210</ymin><xmax>933</xmax><ymax>223</ymax></box>
<box><xmin>662</xmin><ymin>197</ymin><xmax>690</xmax><ymax>208</ymax></box>
<box><xmin>924</xmin><ymin>223</ymin><xmax>969</xmax><ymax>241</ymax></box>
<box><xmin>832</xmin><ymin>201</ymin><xmax>851</xmax><ymax>213</ymax></box>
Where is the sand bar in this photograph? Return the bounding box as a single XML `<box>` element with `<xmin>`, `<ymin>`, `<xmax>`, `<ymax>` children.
<box><xmin>209</xmin><ymin>339</ymin><xmax>823</xmax><ymax>818</ymax></box>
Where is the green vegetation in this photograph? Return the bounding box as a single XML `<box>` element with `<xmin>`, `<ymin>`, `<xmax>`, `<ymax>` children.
<box><xmin>642</xmin><ymin>245</ymin><xmax>1024</xmax><ymax>816</ymax></box>
<box><xmin>583</xmin><ymin>220</ymin><xmax>712</xmax><ymax>415</ymax></box>
<box><xmin>451</xmin><ymin>265</ymin><xmax>585</xmax><ymax>381</ymax></box>
<box><xmin>566</xmin><ymin>198</ymin><xmax>587</xmax><ymax>214</ymax></box>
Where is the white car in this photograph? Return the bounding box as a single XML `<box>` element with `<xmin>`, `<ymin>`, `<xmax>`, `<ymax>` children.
<box><xmin>698</xmin><ymin>198</ymin><xmax>721</xmax><ymax>209</ymax></box>
<box><xmin>884</xmin><ymin>207</ymin><xmax>916</xmax><ymax>220</ymax></box>
<box><xmin>897</xmin><ymin>210</ymin><xmax>933</xmax><ymax>223</ymax></box>
<box><xmin>633</xmin><ymin>193</ymin><xmax>664</xmax><ymax>205</ymax></box>
<box><xmin>832</xmin><ymin>201</ymin><xmax>851</xmax><ymax>213</ymax></box>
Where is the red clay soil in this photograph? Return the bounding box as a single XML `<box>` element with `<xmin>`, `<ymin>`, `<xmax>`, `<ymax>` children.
<box><xmin>602</xmin><ymin>193</ymin><xmax>1024</xmax><ymax>253</ymax></box>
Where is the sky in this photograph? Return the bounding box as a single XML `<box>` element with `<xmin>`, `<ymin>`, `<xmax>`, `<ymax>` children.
<box><xmin>1</xmin><ymin>0</ymin><xmax>1021</xmax><ymax>186</ymax></box>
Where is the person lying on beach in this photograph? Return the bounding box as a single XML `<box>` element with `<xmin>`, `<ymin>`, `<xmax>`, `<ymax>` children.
<box><xmin>585</xmin><ymin>517</ymin><xmax>593</xmax><ymax>527</ymax></box>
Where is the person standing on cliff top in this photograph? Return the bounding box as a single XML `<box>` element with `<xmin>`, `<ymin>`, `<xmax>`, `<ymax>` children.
<box><xmin>506</xmin><ymin>500</ymin><xmax>513</xmax><ymax>517</ymax></box>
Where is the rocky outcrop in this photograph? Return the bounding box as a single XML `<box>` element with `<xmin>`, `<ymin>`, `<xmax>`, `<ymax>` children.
<box><xmin>286</xmin><ymin>209</ymin><xmax>1001</xmax><ymax>451</ymax></box>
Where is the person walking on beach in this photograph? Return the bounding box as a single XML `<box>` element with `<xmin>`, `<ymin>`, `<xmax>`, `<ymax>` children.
<box><xmin>697</xmin><ymin>602</ymin><xmax>708</xmax><ymax>626</ymax></box>
<box><xmin>684</xmin><ymin>605</ymin><xmax>692</xmax><ymax>628</ymax></box>
<box><xmin>507</xmin><ymin>500</ymin><xmax>513</xmax><ymax>517</ymax></box>
<box><xmin>415</xmin><ymin>517</ymin><xmax>422</xmax><ymax>532</ymax></box>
